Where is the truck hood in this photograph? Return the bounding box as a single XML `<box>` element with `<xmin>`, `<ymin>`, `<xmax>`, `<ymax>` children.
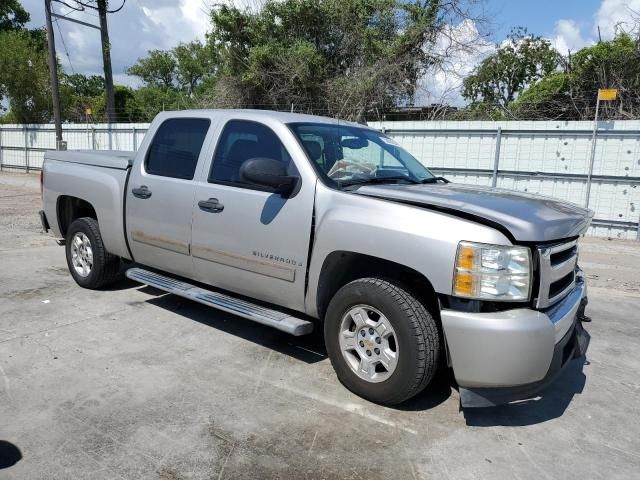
<box><xmin>354</xmin><ymin>183</ymin><xmax>594</xmax><ymax>242</ymax></box>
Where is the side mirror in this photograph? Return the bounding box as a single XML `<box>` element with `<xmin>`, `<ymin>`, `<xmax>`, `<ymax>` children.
<box><xmin>239</xmin><ymin>158</ymin><xmax>299</xmax><ymax>197</ymax></box>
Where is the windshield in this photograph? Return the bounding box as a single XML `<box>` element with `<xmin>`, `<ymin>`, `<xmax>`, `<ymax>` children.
<box><xmin>289</xmin><ymin>123</ymin><xmax>435</xmax><ymax>187</ymax></box>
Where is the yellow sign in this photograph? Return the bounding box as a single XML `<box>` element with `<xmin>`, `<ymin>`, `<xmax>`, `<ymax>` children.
<box><xmin>85</xmin><ymin>108</ymin><xmax>92</xmax><ymax>115</ymax></box>
<box><xmin>598</xmin><ymin>89</ymin><xmax>618</xmax><ymax>101</ymax></box>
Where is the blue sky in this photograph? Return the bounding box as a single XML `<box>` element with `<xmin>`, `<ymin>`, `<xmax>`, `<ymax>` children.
<box><xmin>486</xmin><ymin>0</ymin><xmax>603</xmax><ymax>40</ymax></box>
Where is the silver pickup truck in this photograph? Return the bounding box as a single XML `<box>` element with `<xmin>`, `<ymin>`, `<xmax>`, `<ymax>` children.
<box><xmin>40</xmin><ymin>110</ymin><xmax>592</xmax><ymax>407</ymax></box>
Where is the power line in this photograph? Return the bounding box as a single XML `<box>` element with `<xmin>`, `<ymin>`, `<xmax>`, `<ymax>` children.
<box><xmin>47</xmin><ymin>0</ymin><xmax>126</xmax><ymax>123</ymax></box>
<box><xmin>53</xmin><ymin>19</ymin><xmax>76</xmax><ymax>74</ymax></box>
<box><xmin>61</xmin><ymin>0</ymin><xmax>127</xmax><ymax>14</ymax></box>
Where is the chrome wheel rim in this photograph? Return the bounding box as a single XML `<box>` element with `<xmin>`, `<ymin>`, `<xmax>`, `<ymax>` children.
<box><xmin>70</xmin><ymin>232</ymin><xmax>93</xmax><ymax>278</ymax></box>
<box><xmin>338</xmin><ymin>305</ymin><xmax>398</xmax><ymax>383</ymax></box>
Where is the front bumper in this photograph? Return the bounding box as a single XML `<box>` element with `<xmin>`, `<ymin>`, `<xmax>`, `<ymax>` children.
<box><xmin>441</xmin><ymin>276</ymin><xmax>589</xmax><ymax>408</ymax></box>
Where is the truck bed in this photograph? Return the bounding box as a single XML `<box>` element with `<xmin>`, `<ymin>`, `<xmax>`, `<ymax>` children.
<box><xmin>42</xmin><ymin>150</ymin><xmax>133</xmax><ymax>260</ymax></box>
<box><xmin>45</xmin><ymin>150</ymin><xmax>134</xmax><ymax>170</ymax></box>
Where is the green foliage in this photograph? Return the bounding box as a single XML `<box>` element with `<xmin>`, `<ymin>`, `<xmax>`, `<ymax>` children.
<box><xmin>462</xmin><ymin>28</ymin><xmax>560</xmax><ymax>110</ymax></box>
<box><xmin>127</xmin><ymin>50</ymin><xmax>177</xmax><ymax>89</ymax></box>
<box><xmin>93</xmin><ymin>85</ymin><xmax>147</xmax><ymax>122</ymax></box>
<box><xmin>173</xmin><ymin>41</ymin><xmax>214</xmax><ymax>95</ymax></box>
<box><xmin>132</xmin><ymin>86</ymin><xmax>194</xmax><ymax>121</ymax></box>
<box><xmin>0</xmin><ymin>29</ymin><xmax>51</xmax><ymax>123</ymax></box>
<box><xmin>58</xmin><ymin>74</ymin><xmax>104</xmax><ymax>122</ymax></box>
<box><xmin>127</xmin><ymin>41</ymin><xmax>213</xmax><ymax>95</ymax></box>
<box><xmin>509</xmin><ymin>72</ymin><xmax>572</xmax><ymax>119</ymax></box>
<box><xmin>0</xmin><ymin>0</ymin><xmax>29</xmax><ymax>32</ymax></box>
<box><xmin>510</xmin><ymin>34</ymin><xmax>640</xmax><ymax>120</ymax></box>
<box><xmin>204</xmin><ymin>0</ymin><xmax>455</xmax><ymax>120</ymax></box>
<box><xmin>63</xmin><ymin>73</ymin><xmax>105</xmax><ymax>97</ymax></box>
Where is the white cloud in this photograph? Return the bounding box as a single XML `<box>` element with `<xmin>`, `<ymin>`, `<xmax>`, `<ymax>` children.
<box><xmin>552</xmin><ymin>19</ymin><xmax>592</xmax><ymax>54</ymax></box>
<box><xmin>417</xmin><ymin>20</ymin><xmax>495</xmax><ymax>107</ymax></box>
<box><xmin>22</xmin><ymin>0</ymin><xmax>213</xmax><ymax>84</ymax></box>
<box><xmin>595</xmin><ymin>0</ymin><xmax>640</xmax><ymax>38</ymax></box>
<box><xmin>552</xmin><ymin>0</ymin><xmax>639</xmax><ymax>56</ymax></box>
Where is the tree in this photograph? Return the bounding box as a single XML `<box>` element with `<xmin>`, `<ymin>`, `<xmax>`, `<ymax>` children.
<box><xmin>58</xmin><ymin>74</ymin><xmax>106</xmax><ymax>122</ymax></box>
<box><xmin>173</xmin><ymin>41</ymin><xmax>213</xmax><ymax>95</ymax></box>
<box><xmin>127</xmin><ymin>41</ymin><xmax>214</xmax><ymax>96</ymax></box>
<box><xmin>203</xmin><ymin>0</ymin><xmax>477</xmax><ymax>121</ymax></box>
<box><xmin>63</xmin><ymin>73</ymin><xmax>105</xmax><ymax>97</ymax></box>
<box><xmin>462</xmin><ymin>28</ymin><xmax>560</xmax><ymax>110</ymax></box>
<box><xmin>132</xmin><ymin>86</ymin><xmax>194</xmax><ymax>121</ymax></box>
<box><xmin>510</xmin><ymin>34</ymin><xmax>640</xmax><ymax>120</ymax></box>
<box><xmin>0</xmin><ymin>29</ymin><xmax>51</xmax><ymax>123</ymax></box>
<box><xmin>509</xmin><ymin>72</ymin><xmax>572</xmax><ymax>119</ymax></box>
<box><xmin>94</xmin><ymin>85</ymin><xmax>146</xmax><ymax>122</ymax></box>
<box><xmin>0</xmin><ymin>0</ymin><xmax>30</xmax><ymax>32</ymax></box>
<box><xmin>569</xmin><ymin>33</ymin><xmax>640</xmax><ymax>119</ymax></box>
<box><xmin>127</xmin><ymin>50</ymin><xmax>178</xmax><ymax>89</ymax></box>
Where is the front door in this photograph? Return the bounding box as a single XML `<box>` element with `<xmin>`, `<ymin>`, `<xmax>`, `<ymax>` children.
<box><xmin>126</xmin><ymin>116</ymin><xmax>211</xmax><ymax>278</ymax></box>
<box><xmin>191</xmin><ymin>119</ymin><xmax>315</xmax><ymax>311</ymax></box>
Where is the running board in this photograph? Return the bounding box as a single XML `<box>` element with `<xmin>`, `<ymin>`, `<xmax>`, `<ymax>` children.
<box><xmin>126</xmin><ymin>268</ymin><xmax>314</xmax><ymax>336</ymax></box>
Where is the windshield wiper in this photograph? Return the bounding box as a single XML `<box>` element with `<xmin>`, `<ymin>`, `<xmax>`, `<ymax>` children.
<box><xmin>339</xmin><ymin>176</ymin><xmax>421</xmax><ymax>187</ymax></box>
<box><xmin>419</xmin><ymin>176</ymin><xmax>450</xmax><ymax>184</ymax></box>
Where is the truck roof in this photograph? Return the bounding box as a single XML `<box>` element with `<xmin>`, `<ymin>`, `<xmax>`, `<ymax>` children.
<box><xmin>156</xmin><ymin>109</ymin><xmax>371</xmax><ymax>129</ymax></box>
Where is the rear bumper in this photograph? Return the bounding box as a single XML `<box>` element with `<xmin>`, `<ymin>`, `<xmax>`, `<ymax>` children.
<box><xmin>441</xmin><ymin>275</ymin><xmax>589</xmax><ymax>408</ymax></box>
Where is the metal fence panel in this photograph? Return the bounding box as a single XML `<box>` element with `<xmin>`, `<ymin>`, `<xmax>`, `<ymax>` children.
<box><xmin>370</xmin><ymin>120</ymin><xmax>640</xmax><ymax>240</ymax></box>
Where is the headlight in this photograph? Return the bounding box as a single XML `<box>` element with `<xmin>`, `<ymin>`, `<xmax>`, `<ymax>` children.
<box><xmin>453</xmin><ymin>241</ymin><xmax>531</xmax><ymax>301</ymax></box>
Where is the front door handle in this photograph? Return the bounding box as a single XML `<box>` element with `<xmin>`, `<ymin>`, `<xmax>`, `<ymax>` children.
<box><xmin>198</xmin><ymin>198</ymin><xmax>224</xmax><ymax>213</ymax></box>
<box><xmin>132</xmin><ymin>185</ymin><xmax>152</xmax><ymax>199</ymax></box>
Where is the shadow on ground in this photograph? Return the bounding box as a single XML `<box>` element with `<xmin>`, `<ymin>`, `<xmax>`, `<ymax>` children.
<box><xmin>463</xmin><ymin>357</ymin><xmax>588</xmax><ymax>427</ymax></box>
<box><xmin>131</xmin><ymin>284</ymin><xmax>590</xmax><ymax>418</ymax></box>
<box><xmin>143</xmin><ymin>288</ymin><xmax>328</xmax><ymax>364</ymax></box>
<box><xmin>0</xmin><ymin>441</ymin><xmax>22</xmax><ymax>469</ymax></box>
<box><xmin>137</xmin><ymin>287</ymin><xmax>455</xmax><ymax>410</ymax></box>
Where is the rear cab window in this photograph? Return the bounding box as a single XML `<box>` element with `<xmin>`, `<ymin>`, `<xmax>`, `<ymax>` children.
<box><xmin>145</xmin><ymin>118</ymin><xmax>210</xmax><ymax>180</ymax></box>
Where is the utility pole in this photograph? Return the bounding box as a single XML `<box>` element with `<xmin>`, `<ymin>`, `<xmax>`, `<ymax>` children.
<box><xmin>97</xmin><ymin>0</ymin><xmax>116</xmax><ymax>123</ymax></box>
<box><xmin>44</xmin><ymin>0</ymin><xmax>64</xmax><ymax>149</ymax></box>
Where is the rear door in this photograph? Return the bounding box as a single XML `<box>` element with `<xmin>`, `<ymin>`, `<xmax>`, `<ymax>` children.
<box><xmin>126</xmin><ymin>116</ymin><xmax>212</xmax><ymax>279</ymax></box>
<box><xmin>191</xmin><ymin>119</ymin><xmax>316</xmax><ymax>311</ymax></box>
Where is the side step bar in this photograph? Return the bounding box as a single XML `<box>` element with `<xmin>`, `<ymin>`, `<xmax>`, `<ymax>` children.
<box><xmin>126</xmin><ymin>268</ymin><xmax>314</xmax><ymax>336</ymax></box>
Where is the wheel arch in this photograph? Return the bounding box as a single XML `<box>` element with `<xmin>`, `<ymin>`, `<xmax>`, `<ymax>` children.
<box><xmin>315</xmin><ymin>251</ymin><xmax>440</xmax><ymax>321</ymax></box>
<box><xmin>57</xmin><ymin>195</ymin><xmax>98</xmax><ymax>238</ymax></box>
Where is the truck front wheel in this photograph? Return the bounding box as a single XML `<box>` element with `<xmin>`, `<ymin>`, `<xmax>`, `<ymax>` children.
<box><xmin>65</xmin><ymin>217</ymin><xmax>122</xmax><ymax>289</ymax></box>
<box><xmin>324</xmin><ymin>278</ymin><xmax>441</xmax><ymax>405</ymax></box>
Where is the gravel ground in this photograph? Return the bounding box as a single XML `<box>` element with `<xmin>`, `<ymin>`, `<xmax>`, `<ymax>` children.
<box><xmin>0</xmin><ymin>171</ymin><xmax>639</xmax><ymax>480</ymax></box>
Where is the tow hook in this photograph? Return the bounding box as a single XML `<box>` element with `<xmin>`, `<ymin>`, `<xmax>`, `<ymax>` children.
<box><xmin>577</xmin><ymin>297</ymin><xmax>591</xmax><ymax>322</ymax></box>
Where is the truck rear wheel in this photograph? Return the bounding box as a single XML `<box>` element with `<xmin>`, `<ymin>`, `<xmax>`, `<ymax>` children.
<box><xmin>324</xmin><ymin>277</ymin><xmax>440</xmax><ymax>405</ymax></box>
<box><xmin>65</xmin><ymin>217</ymin><xmax>122</xmax><ymax>289</ymax></box>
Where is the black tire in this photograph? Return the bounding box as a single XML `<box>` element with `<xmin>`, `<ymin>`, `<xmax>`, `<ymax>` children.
<box><xmin>65</xmin><ymin>217</ymin><xmax>122</xmax><ymax>289</ymax></box>
<box><xmin>324</xmin><ymin>278</ymin><xmax>440</xmax><ymax>405</ymax></box>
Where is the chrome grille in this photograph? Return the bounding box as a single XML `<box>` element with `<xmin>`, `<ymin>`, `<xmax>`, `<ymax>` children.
<box><xmin>536</xmin><ymin>239</ymin><xmax>578</xmax><ymax>309</ymax></box>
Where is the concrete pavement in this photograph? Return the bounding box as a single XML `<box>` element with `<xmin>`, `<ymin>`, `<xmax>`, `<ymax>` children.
<box><xmin>1</xmin><ymin>171</ymin><xmax>639</xmax><ymax>479</ymax></box>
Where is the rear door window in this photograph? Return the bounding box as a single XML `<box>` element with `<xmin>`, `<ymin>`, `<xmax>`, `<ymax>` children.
<box><xmin>145</xmin><ymin>118</ymin><xmax>210</xmax><ymax>180</ymax></box>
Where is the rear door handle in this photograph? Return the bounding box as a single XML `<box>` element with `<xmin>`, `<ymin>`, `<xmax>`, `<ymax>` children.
<box><xmin>198</xmin><ymin>198</ymin><xmax>224</xmax><ymax>213</ymax></box>
<box><xmin>132</xmin><ymin>185</ymin><xmax>152</xmax><ymax>199</ymax></box>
